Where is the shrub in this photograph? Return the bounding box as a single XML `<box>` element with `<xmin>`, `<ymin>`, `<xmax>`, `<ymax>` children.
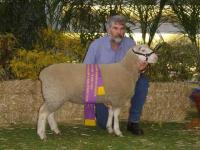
<box><xmin>0</xmin><ymin>33</ymin><xmax>17</xmax><ymax>80</ymax></box>
<box><xmin>147</xmin><ymin>39</ymin><xmax>197</xmax><ymax>82</ymax></box>
<box><xmin>34</xmin><ymin>28</ymin><xmax>86</xmax><ymax>62</ymax></box>
<box><xmin>10</xmin><ymin>49</ymin><xmax>70</xmax><ymax>80</ymax></box>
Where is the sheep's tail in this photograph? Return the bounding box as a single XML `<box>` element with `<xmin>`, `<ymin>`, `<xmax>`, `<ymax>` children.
<box><xmin>39</xmin><ymin>69</ymin><xmax>46</xmax><ymax>81</ymax></box>
<box><xmin>39</xmin><ymin>71</ymin><xmax>43</xmax><ymax>81</ymax></box>
<box><xmin>39</xmin><ymin>65</ymin><xmax>54</xmax><ymax>81</ymax></box>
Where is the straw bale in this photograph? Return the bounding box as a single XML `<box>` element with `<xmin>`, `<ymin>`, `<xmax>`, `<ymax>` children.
<box><xmin>0</xmin><ymin>80</ymin><xmax>84</xmax><ymax>127</ymax></box>
<box><xmin>0</xmin><ymin>80</ymin><xmax>41</xmax><ymax>126</ymax></box>
<box><xmin>0</xmin><ymin>80</ymin><xmax>197</xmax><ymax>127</ymax></box>
<box><xmin>120</xmin><ymin>82</ymin><xmax>195</xmax><ymax>122</ymax></box>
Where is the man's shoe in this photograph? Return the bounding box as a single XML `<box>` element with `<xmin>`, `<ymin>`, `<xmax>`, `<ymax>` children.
<box><xmin>127</xmin><ymin>122</ymin><xmax>144</xmax><ymax>135</ymax></box>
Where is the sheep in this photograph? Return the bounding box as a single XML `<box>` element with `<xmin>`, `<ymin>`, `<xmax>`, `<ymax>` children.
<box><xmin>37</xmin><ymin>44</ymin><xmax>158</xmax><ymax>140</ymax></box>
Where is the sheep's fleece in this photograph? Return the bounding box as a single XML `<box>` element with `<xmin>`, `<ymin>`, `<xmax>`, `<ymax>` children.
<box><xmin>37</xmin><ymin>44</ymin><xmax>158</xmax><ymax>140</ymax></box>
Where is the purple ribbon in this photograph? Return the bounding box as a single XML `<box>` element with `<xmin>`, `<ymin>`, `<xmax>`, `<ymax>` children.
<box><xmin>83</xmin><ymin>64</ymin><xmax>103</xmax><ymax>120</ymax></box>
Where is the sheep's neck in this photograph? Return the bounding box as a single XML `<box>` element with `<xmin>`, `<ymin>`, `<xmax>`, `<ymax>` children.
<box><xmin>121</xmin><ymin>51</ymin><xmax>139</xmax><ymax>76</ymax></box>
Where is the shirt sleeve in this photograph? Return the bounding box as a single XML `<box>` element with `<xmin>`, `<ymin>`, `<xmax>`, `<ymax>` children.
<box><xmin>83</xmin><ymin>42</ymin><xmax>97</xmax><ymax>64</ymax></box>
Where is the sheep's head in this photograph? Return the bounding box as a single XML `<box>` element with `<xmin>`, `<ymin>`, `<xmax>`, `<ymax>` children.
<box><xmin>132</xmin><ymin>44</ymin><xmax>158</xmax><ymax>64</ymax></box>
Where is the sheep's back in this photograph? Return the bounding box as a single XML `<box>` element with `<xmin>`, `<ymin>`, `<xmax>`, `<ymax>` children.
<box><xmin>39</xmin><ymin>63</ymin><xmax>86</xmax><ymax>104</ymax></box>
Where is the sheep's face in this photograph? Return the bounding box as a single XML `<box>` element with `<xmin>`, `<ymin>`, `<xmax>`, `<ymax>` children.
<box><xmin>132</xmin><ymin>44</ymin><xmax>158</xmax><ymax>64</ymax></box>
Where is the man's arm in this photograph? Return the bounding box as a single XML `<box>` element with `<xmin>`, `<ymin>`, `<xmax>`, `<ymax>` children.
<box><xmin>83</xmin><ymin>42</ymin><xmax>97</xmax><ymax>64</ymax></box>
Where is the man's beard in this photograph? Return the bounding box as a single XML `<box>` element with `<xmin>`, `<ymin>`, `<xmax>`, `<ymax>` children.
<box><xmin>111</xmin><ymin>36</ymin><xmax>123</xmax><ymax>44</ymax></box>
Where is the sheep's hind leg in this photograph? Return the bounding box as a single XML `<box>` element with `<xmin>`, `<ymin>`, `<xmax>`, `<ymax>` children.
<box><xmin>106</xmin><ymin>108</ymin><xmax>114</xmax><ymax>134</ymax></box>
<box><xmin>37</xmin><ymin>103</ymin><xmax>50</xmax><ymax>140</ymax></box>
<box><xmin>113</xmin><ymin>108</ymin><xmax>123</xmax><ymax>137</ymax></box>
<box><xmin>48</xmin><ymin>112</ymin><xmax>61</xmax><ymax>135</ymax></box>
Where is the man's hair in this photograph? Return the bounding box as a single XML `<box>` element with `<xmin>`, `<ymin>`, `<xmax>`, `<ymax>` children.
<box><xmin>105</xmin><ymin>15</ymin><xmax>126</xmax><ymax>31</ymax></box>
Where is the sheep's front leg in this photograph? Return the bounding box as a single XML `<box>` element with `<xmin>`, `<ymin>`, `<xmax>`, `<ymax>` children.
<box><xmin>106</xmin><ymin>107</ymin><xmax>114</xmax><ymax>134</ymax></box>
<box><xmin>113</xmin><ymin>108</ymin><xmax>123</xmax><ymax>137</ymax></box>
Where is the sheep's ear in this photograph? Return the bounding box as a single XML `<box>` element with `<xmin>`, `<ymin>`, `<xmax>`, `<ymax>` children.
<box><xmin>153</xmin><ymin>43</ymin><xmax>163</xmax><ymax>51</ymax></box>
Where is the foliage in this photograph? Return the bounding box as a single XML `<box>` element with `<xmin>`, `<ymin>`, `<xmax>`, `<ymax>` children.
<box><xmin>0</xmin><ymin>33</ymin><xmax>17</xmax><ymax>80</ymax></box>
<box><xmin>0</xmin><ymin>0</ymin><xmax>46</xmax><ymax>49</ymax></box>
<box><xmin>126</xmin><ymin>0</ymin><xmax>168</xmax><ymax>46</ymax></box>
<box><xmin>10</xmin><ymin>49</ymin><xmax>70</xmax><ymax>80</ymax></box>
<box><xmin>147</xmin><ymin>38</ymin><xmax>197</xmax><ymax>82</ymax></box>
<box><xmin>62</xmin><ymin>0</ymin><xmax>108</xmax><ymax>47</ymax></box>
<box><xmin>34</xmin><ymin>28</ymin><xmax>86</xmax><ymax>62</ymax></box>
<box><xmin>45</xmin><ymin>0</ymin><xmax>64</xmax><ymax>30</ymax></box>
<box><xmin>169</xmin><ymin>0</ymin><xmax>200</xmax><ymax>77</ymax></box>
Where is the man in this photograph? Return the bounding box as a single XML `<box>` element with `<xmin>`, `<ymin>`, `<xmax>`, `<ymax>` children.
<box><xmin>84</xmin><ymin>15</ymin><xmax>148</xmax><ymax>135</ymax></box>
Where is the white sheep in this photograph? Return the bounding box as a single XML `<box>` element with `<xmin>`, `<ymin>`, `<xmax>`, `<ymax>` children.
<box><xmin>37</xmin><ymin>44</ymin><xmax>158</xmax><ymax>140</ymax></box>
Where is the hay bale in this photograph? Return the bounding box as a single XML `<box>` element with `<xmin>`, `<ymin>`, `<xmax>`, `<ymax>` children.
<box><xmin>120</xmin><ymin>82</ymin><xmax>195</xmax><ymax>122</ymax></box>
<box><xmin>142</xmin><ymin>82</ymin><xmax>193</xmax><ymax>122</ymax></box>
<box><xmin>0</xmin><ymin>80</ymin><xmax>42</xmax><ymax>126</ymax></box>
<box><xmin>0</xmin><ymin>80</ymin><xmax>84</xmax><ymax>127</ymax></box>
<box><xmin>0</xmin><ymin>80</ymin><xmax>197</xmax><ymax>127</ymax></box>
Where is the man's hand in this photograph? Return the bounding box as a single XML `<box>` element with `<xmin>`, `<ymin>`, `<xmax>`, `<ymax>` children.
<box><xmin>138</xmin><ymin>61</ymin><xmax>148</xmax><ymax>73</ymax></box>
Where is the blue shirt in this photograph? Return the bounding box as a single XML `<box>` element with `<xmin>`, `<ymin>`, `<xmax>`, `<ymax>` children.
<box><xmin>84</xmin><ymin>35</ymin><xmax>135</xmax><ymax>64</ymax></box>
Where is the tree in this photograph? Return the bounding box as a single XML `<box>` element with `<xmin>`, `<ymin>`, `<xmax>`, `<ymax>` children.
<box><xmin>126</xmin><ymin>0</ymin><xmax>168</xmax><ymax>46</ymax></box>
<box><xmin>170</xmin><ymin>0</ymin><xmax>200</xmax><ymax>80</ymax></box>
<box><xmin>45</xmin><ymin>0</ymin><xmax>64</xmax><ymax>31</ymax></box>
<box><xmin>62</xmin><ymin>0</ymin><xmax>107</xmax><ymax>42</ymax></box>
<box><xmin>0</xmin><ymin>0</ymin><xmax>46</xmax><ymax>49</ymax></box>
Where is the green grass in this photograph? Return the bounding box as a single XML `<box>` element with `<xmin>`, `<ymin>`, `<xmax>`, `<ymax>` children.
<box><xmin>0</xmin><ymin>122</ymin><xmax>200</xmax><ymax>150</ymax></box>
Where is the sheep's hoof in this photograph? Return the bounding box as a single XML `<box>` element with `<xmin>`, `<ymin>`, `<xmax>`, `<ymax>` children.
<box><xmin>107</xmin><ymin>127</ymin><xmax>113</xmax><ymax>134</ymax></box>
<box><xmin>53</xmin><ymin>129</ymin><xmax>61</xmax><ymax>135</ymax></box>
<box><xmin>39</xmin><ymin>134</ymin><xmax>47</xmax><ymax>141</ymax></box>
<box><xmin>54</xmin><ymin>131</ymin><xmax>62</xmax><ymax>136</ymax></box>
<box><xmin>37</xmin><ymin>131</ymin><xmax>47</xmax><ymax>141</ymax></box>
<box><xmin>115</xmin><ymin>130</ymin><xmax>123</xmax><ymax>137</ymax></box>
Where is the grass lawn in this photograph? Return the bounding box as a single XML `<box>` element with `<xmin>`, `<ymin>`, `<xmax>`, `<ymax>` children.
<box><xmin>0</xmin><ymin>121</ymin><xmax>200</xmax><ymax>150</ymax></box>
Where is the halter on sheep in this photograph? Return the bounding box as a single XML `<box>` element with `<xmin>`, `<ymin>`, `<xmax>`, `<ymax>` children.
<box><xmin>37</xmin><ymin>44</ymin><xmax>158</xmax><ymax>140</ymax></box>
